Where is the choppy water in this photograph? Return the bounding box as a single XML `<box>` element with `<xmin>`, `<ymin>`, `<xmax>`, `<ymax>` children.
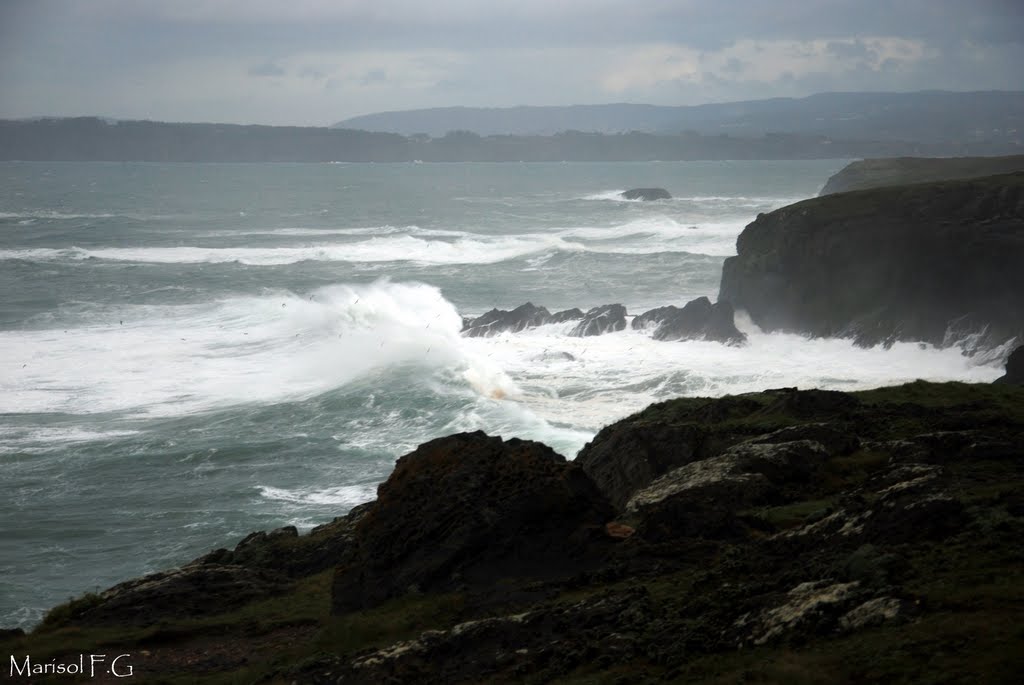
<box><xmin>0</xmin><ymin>160</ymin><xmax>1004</xmax><ymax>628</ymax></box>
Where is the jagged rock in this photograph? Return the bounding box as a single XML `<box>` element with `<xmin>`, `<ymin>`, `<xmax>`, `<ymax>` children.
<box><xmin>576</xmin><ymin>423</ymin><xmax>707</xmax><ymax>512</ymax></box>
<box><xmin>994</xmin><ymin>345</ymin><xmax>1024</xmax><ymax>385</ymax></box>
<box><xmin>733</xmin><ymin>580</ymin><xmax>865</xmax><ymax>646</ymax></box>
<box><xmin>625</xmin><ymin>440</ymin><xmax>830</xmax><ymax>539</ymax></box>
<box><xmin>309</xmin><ymin>589</ymin><xmax>652</xmax><ymax>684</ymax></box>
<box><xmin>568</xmin><ymin>304</ymin><xmax>627</xmax><ymax>337</ymax></box>
<box><xmin>549</xmin><ymin>307</ymin><xmax>584</xmax><ymax>323</ymax></box>
<box><xmin>331</xmin><ymin>432</ymin><xmax>614</xmax><ymax>613</ymax></box>
<box><xmin>749</xmin><ymin>422</ymin><xmax>859</xmax><ymax>456</ymax></box>
<box><xmin>196</xmin><ymin>503</ymin><xmax>370</xmax><ymax>578</ymax></box>
<box><xmin>838</xmin><ymin>597</ymin><xmax>906</xmax><ymax>632</ymax></box>
<box><xmin>720</xmin><ymin>173</ymin><xmax>1024</xmax><ymax>348</ymax></box>
<box><xmin>632</xmin><ymin>297</ymin><xmax>746</xmax><ymax>344</ymax></box>
<box><xmin>780</xmin><ymin>462</ymin><xmax>966</xmax><ymax>546</ymax></box>
<box><xmin>622</xmin><ymin>187</ymin><xmax>671</xmax><ymax>201</ymax></box>
<box><xmin>461</xmin><ymin>302</ymin><xmax>552</xmax><ymax>337</ymax></box>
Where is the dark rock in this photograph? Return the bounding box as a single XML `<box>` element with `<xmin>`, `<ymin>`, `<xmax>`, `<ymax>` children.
<box><xmin>622</xmin><ymin>187</ymin><xmax>671</xmax><ymax>201</ymax></box>
<box><xmin>549</xmin><ymin>307</ymin><xmax>584</xmax><ymax>323</ymax></box>
<box><xmin>577</xmin><ymin>424</ymin><xmax>707</xmax><ymax>512</ymax></box>
<box><xmin>750</xmin><ymin>422</ymin><xmax>860</xmax><ymax>456</ymax></box>
<box><xmin>310</xmin><ymin>589</ymin><xmax>653</xmax><ymax>685</ymax></box>
<box><xmin>820</xmin><ymin>155</ymin><xmax>1024</xmax><ymax>196</ymax></box>
<box><xmin>625</xmin><ymin>440</ymin><xmax>830</xmax><ymax>540</ymax></box>
<box><xmin>720</xmin><ymin>173</ymin><xmax>1024</xmax><ymax>348</ymax></box>
<box><xmin>632</xmin><ymin>297</ymin><xmax>746</xmax><ymax>344</ymax></box>
<box><xmin>53</xmin><ymin>565</ymin><xmax>291</xmax><ymax>627</ymax></box>
<box><xmin>994</xmin><ymin>345</ymin><xmax>1024</xmax><ymax>385</ymax></box>
<box><xmin>331</xmin><ymin>431</ymin><xmax>614</xmax><ymax>614</ymax></box>
<box><xmin>194</xmin><ymin>503</ymin><xmax>370</xmax><ymax>578</ymax></box>
<box><xmin>0</xmin><ymin>628</ymin><xmax>24</xmax><ymax>640</ymax></box>
<box><xmin>462</xmin><ymin>302</ymin><xmax>551</xmax><ymax>337</ymax></box>
<box><xmin>568</xmin><ymin>304</ymin><xmax>627</xmax><ymax>337</ymax></box>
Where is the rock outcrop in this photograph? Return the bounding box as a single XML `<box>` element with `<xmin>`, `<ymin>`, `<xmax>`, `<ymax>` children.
<box><xmin>995</xmin><ymin>345</ymin><xmax>1024</xmax><ymax>385</ymax></box>
<box><xmin>820</xmin><ymin>155</ymin><xmax>1024</xmax><ymax>196</ymax></box>
<box><xmin>621</xmin><ymin>187</ymin><xmax>671</xmax><ymax>201</ymax></box>
<box><xmin>632</xmin><ymin>296</ymin><xmax>746</xmax><ymax>344</ymax></box>
<box><xmin>461</xmin><ymin>302</ymin><xmax>552</xmax><ymax>337</ymax></box>
<box><xmin>331</xmin><ymin>431</ymin><xmax>614</xmax><ymax>613</ymax></box>
<box><xmin>719</xmin><ymin>173</ymin><xmax>1024</xmax><ymax>348</ymax></box>
<box><xmin>568</xmin><ymin>304</ymin><xmax>627</xmax><ymax>337</ymax></box>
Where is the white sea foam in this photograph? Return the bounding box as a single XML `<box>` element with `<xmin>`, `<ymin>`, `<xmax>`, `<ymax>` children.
<box><xmin>0</xmin><ymin>217</ymin><xmax>745</xmax><ymax>265</ymax></box>
<box><xmin>0</xmin><ymin>210</ymin><xmax>117</xmax><ymax>220</ymax></box>
<box><xmin>459</xmin><ymin>314</ymin><xmax>1004</xmax><ymax>453</ymax></box>
<box><xmin>0</xmin><ymin>280</ymin><xmax>519</xmax><ymax>418</ymax></box>
<box><xmin>257</xmin><ymin>483</ymin><xmax>378</xmax><ymax>507</ymax></box>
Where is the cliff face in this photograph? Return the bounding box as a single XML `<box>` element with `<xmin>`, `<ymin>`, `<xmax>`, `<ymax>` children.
<box><xmin>719</xmin><ymin>173</ymin><xmax>1024</xmax><ymax>348</ymax></box>
<box><xmin>820</xmin><ymin>155</ymin><xmax>1024</xmax><ymax>195</ymax></box>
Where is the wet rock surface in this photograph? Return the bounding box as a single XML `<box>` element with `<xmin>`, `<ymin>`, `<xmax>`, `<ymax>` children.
<box><xmin>569</xmin><ymin>303</ymin><xmax>628</xmax><ymax>337</ymax></box>
<box><xmin>633</xmin><ymin>296</ymin><xmax>746</xmax><ymax>344</ymax></box>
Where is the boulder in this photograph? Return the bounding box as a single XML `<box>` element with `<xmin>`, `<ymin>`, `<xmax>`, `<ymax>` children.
<box><xmin>549</xmin><ymin>307</ymin><xmax>584</xmax><ymax>323</ymax></box>
<box><xmin>632</xmin><ymin>297</ymin><xmax>746</xmax><ymax>344</ymax></box>
<box><xmin>994</xmin><ymin>345</ymin><xmax>1024</xmax><ymax>385</ymax></box>
<box><xmin>462</xmin><ymin>302</ymin><xmax>552</xmax><ymax>337</ymax></box>
<box><xmin>719</xmin><ymin>173</ymin><xmax>1024</xmax><ymax>348</ymax></box>
<box><xmin>624</xmin><ymin>440</ymin><xmax>830</xmax><ymax>540</ymax></box>
<box><xmin>568</xmin><ymin>304</ymin><xmax>627</xmax><ymax>337</ymax></box>
<box><xmin>622</xmin><ymin>187</ymin><xmax>671</xmax><ymax>201</ymax></box>
<box><xmin>331</xmin><ymin>431</ymin><xmax>614</xmax><ymax>613</ymax></box>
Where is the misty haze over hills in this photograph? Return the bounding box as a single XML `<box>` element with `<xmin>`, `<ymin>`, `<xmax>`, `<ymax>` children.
<box><xmin>3</xmin><ymin>91</ymin><xmax>1022</xmax><ymax>162</ymax></box>
<box><xmin>335</xmin><ymin>90</ymin><xmax>1024</xmax><ymax>143</ymax></box>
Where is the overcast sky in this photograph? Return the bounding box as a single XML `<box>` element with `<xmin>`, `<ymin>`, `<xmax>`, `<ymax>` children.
<box><xmin>1</xmin><ymin>0</ymin><xmax>1022</xmax><ymax>126</ymax></box>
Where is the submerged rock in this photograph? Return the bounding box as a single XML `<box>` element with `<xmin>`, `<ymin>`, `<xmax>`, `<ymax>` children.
<box><xmin>621</xmin><ymin>187</ymin><xmax>671</xmax><ymax>201</ymax></box>
<box><xmin>633</xmin><ymin>296</ymin><xmax>746</xmax><ymax>344</ymax></box>
<box><xmin>569</xmin><ymin>304</ymin><xmax>627</xmax><ymax>337</ymax></box>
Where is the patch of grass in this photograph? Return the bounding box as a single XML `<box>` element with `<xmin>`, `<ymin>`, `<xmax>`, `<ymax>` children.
<box><xmin>315</xmin><ymin>591</ymin><xmax>466</xmax><ymax>657</ymax></box>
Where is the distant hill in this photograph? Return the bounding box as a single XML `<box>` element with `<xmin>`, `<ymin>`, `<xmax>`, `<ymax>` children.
<box><xmin>1</xmin><ymin>117</ymin><xmax>1020</xmax><ymax>163</ymax></box>
<box><xmin>335</xmin><ymin>91</ymin><xmax>1024</xmax><ymax>144</ymax></box>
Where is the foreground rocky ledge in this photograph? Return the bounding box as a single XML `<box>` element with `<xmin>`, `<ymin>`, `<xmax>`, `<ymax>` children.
<box><xmin>4</xmin><ymin>380</ymin><xmax>1023</xmax><ymax>684</ymax></box>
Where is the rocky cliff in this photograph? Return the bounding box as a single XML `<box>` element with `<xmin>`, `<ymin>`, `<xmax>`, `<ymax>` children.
<box><xmin>6</xmin><ymin>380</ymin><xmax>1023</xmax><ymax>684</ymax></box>
<box><xmin>820</xmin><ymin>155</ymin><xmax>1024</xmax><ymax>195</ymax></box>
<box><xmin>719</xmin><ymin>172</ymin><xmax>1024</xmax><ymax>348</ymax></box>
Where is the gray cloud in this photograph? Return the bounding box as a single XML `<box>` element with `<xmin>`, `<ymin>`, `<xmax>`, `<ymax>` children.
<box><xmin>0</xmin><ymin>0</ymin><xmax>1021</xmax><ymax>125</ymax></box>
<box><xmin>248</xmin><ymin>62</ymin><xmax>286</xmax><ymax>77</ymax></box>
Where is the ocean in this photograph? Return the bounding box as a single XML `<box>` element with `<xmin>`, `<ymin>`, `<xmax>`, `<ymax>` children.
<box><xmin>0</xmin><ymin>160</ymin><xmax>1004</xmax><ymax>628</ymax></box>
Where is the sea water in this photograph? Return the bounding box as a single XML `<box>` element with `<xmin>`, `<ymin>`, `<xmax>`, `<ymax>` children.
<box><xmin>0</xmin><ymin>160</ymin><xmax>1004</xmax><ymax>628</ymax></box>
